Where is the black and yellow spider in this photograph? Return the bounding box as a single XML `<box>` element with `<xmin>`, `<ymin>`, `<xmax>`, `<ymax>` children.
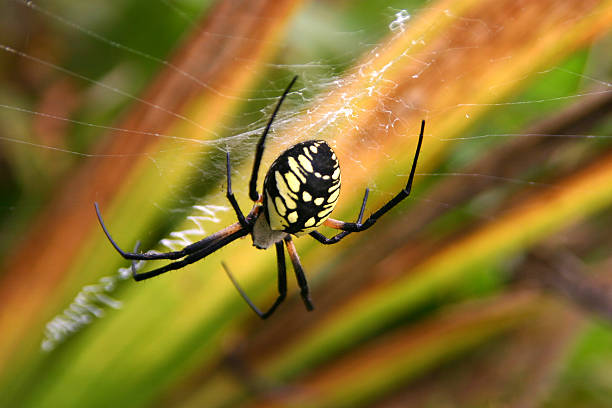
<box><xmin>95</xmin><ymin>76</ymin><xmax>425</xmax><ymax>319</ymax></box>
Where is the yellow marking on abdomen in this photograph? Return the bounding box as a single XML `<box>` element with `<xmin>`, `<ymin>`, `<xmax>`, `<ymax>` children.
<box><xmin>298</xmin><ymin>155</ymin><xmax>313</xmax><ymax>172</ymax></box>
<box><xmin>327</xmin><ymin>188</ymin><xmax>340</xmax><ymax>203</ymax></box>
<box><xmin>284</xmin><ymin>171</ymin><xmax>301</xmax><ymax>193</ymax></box>
<box><xmin>275</xmin><ymin>196</ymin><xmax>286</xmax><ymax>215</ymax></box>
<box><xmin>332</xmin><ymin>168</ymin><xmax>340</xmax><ymax>180</ymax></box>
<box><xmin>284</xmin><ymin>196</ymin><xmax>296</xmax><ymax>209</ymax></box>
<box><xmin>275</xmin><ymin>171</ymin><xmax>297</xmax><ymax>209</ymax></box>
<box><xmin>268</xmin><ymin>195</ymin><xmax>286</xmax><ymax>230</ymax></box>
<box><xmin>287</xmin><ymin>211</ymin><xmax>298</xmax><ymax>223</ymax></box>
<box><xmin>288</xmin><ymin>157</ymin><xmax>306</xmax><ymax>182</ymax></box>
<box><xmin>318</xmin><ymin>207</ymin><xmax>334</xmax><ymax>219</ymax></box>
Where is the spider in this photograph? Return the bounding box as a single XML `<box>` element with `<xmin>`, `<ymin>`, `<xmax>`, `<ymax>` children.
<box><xmin>95</xmin><ymin>76</ymin><xmax>425</xmax><ymax>319</ymax></box>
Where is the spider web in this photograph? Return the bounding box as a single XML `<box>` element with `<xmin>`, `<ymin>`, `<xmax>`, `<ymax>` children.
<box><xmin>0</xmin><ymin>0</ymin><xmax>609</xmax><ymax>351</ymax></box>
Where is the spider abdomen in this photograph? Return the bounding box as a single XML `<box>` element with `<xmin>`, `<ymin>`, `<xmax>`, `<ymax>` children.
<box><xmin>263</xmin><ymin>140</ymin><xmax>340</xmax><ymax>234</ymax></box>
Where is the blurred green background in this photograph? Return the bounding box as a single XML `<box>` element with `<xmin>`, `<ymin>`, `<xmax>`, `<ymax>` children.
<box><xmin>1</xmin><ymin>0</ymin><xmax>612</xmax><ymax>407</ymax></box>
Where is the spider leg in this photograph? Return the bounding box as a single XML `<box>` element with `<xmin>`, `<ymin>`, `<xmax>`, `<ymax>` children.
<box><xmin>223</xmin><ymin>241</ymin><xmax>287</xmax><ymax>319</ymax></box>
<box><xmin>314</xmin><ymin>120</ymin><xmax>425</xmax><ymax>238</ymax></box>
<box><xmin>309</xmin><ymin>188</ymin><xmax>369</xmax><ymax>245</ymax></box>
<box><xmin>95</xmin><ymin>202</ymin><xmax>243</xmax><ymax>261</ymax></box>
<box><xmin>339</xmin><ymin>120</ymin><xmax>424</xmax><ymax>232</ymax></box>
<box><xmin>133</xmin><ymin>227</ymin><xmax>249</xmax><ymax>281</ymax></box>
<box><xmin>284</xmin><ymin>237</ymin><xmax>314</xmax><ymax>311</ymax></box>
<box><xmin>248</xmin><ymin>75</ymin><xmax>298</xmax><ymax>202</ymax></box>
<box><xmin>225</xmin><ymin>151</ymin><xmax>247</xmax><ymax>228</ymax></box>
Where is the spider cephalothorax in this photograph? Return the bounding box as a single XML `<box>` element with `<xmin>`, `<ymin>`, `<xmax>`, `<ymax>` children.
<box><xmin>95</xmin><ymin>76</ymin><xmax>425</xmax><ymax>319</ymax></box>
